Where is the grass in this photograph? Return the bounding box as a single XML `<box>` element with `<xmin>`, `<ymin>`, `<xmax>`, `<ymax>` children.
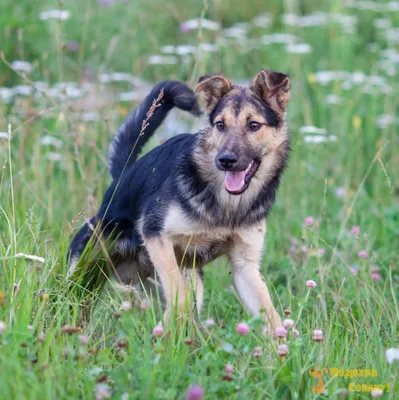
<box><xmin>0</xmin><ymin>0</ymin><xmax>398</xmax><ymax>398</ymax></box>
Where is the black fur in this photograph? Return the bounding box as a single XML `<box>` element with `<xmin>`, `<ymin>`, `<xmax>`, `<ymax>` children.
<box><xmin>67</xmin><ymin>79</ymin><xmax>289</xmax><ymax>288</ymax></box>
<box><xmin>108</xmin><ymin>80</ymin><xmax>201</xmax><ymax>180</ymax></box>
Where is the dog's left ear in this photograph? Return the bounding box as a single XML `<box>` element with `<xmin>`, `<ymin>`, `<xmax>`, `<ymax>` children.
<box><xmin>195</xmin><ymin>74</ymin><xmax>233</xmax><ymax>113</ymax></box>
<box><xmin>251</xmin><ymin>69</ymin><xmax>290</xmax><ymax>115</ymax></box>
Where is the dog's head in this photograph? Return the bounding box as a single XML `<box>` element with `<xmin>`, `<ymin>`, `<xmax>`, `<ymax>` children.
<box><xmin>195</xmin><ymin>70</ymin><xmax>290</xmax><ymax>195</ymax></box>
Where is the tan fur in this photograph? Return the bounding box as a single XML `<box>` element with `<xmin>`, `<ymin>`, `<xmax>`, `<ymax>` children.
<box><xmin>195</xmin><ymin>75</ymin><xmax>233</xmax><ymax>112</ymax></box>
<box><xmin>158</xmin><ymin>204</ymin><xmax>282</xmax><ymax>331</ymax></box>
<box><xmin>251</xmin><ymin>69</ymin><xmax>290</xmax><ymax>116</ymax></box>
<box><xmin>193</xmin><ymin>122</ymin><xmax>289</xmax><ymax>212</ymax></box>
<box><xmin>144</xmin><ymin>236</ymin><xmax>189</xmax><ymax>321</ymax></box>
<box><xmin>229</xmin><ymin>222</ymin><xmax>282</xmax><ymax>331</ymax></box>
<box><xmin>141</xmin><ymin>70</ymin><xmax>290</xmax><ymax>329</ymax></box>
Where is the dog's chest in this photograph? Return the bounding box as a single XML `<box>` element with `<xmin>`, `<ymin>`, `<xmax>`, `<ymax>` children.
<box><xmin>163</xmin><ymin>205</ymin><xmax>233</xmax><ymax>266</ymax></box>
<box><xmin>172</xmin><ymin>231</ymin><xmax>231</xmax><ymax>267</ymax></box>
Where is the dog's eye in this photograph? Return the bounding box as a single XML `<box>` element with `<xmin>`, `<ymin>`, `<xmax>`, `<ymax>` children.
<box><xmin>216</xmin><ymin>121</ymin><xmax>225</xmax><ymax>131</ymax></box>
<box><xmin>249</xmin><ymin>121</ymin><xmax>261</xmax><ymax>132</ymax></box>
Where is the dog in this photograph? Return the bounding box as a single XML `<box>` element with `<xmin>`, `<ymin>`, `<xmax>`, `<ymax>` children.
<box><xmin>68</xmin><ymin>69</ymin><xmax>291</xmax><ymax>332</ymax></box>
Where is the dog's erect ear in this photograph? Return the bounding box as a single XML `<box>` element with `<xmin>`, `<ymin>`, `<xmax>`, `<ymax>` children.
<box><xmin>195</xmin><ymin>75</ymin><xmax>233</xmax><ymax>113</ymax></box>
<box><xmin>251</xmin><ymin>69</ymin><xmax>290</xmax><ymax>115</ymax></box>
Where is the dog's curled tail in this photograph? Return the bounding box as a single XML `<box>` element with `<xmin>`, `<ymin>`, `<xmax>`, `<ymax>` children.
<box><xmin>108</xmin><ymin>80</ymin><xmax>201</xmax><ymax>180</ymax></box>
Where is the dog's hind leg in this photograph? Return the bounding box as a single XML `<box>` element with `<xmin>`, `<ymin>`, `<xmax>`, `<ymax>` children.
<box><xmin>229</xmin><ymin>223</ymin><xmax>283</xmax><ymax>333</ymax></box>
<box><xmin>67</xmin><ymin>217</ymin><xmax>99</xmax><ymax>278</ymax></box>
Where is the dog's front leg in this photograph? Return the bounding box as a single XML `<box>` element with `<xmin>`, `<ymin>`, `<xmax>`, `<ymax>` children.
<box><xmin>145</xmin><ymin>236</ymin><xmax>189</xmax><ymax>323</ymax></box>
<box><xmin>229</xmin><ymin>223</ymin><xmax>282</xmax><ymax>333</ymax></box>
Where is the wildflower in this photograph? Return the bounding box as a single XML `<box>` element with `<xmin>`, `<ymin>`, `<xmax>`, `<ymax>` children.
<box><xmin>184</xmin><ymin>338</ymin><xmax>194</xmax><ymax>346</ymax></box>
<box><xmin>120</xmin><ymin>301</ymin><xmax>132</xmax><ymax>311</ymax></box>
<box><xmin>376</xmin><ymin>114</ymin><xmax>396</xmax><ymax>129</ymax></box>
<box><xmin>152</xmin><ymin>325</ymin><xmax>164</xmax><ymax>338</ymax></box>
<box><xmin>198</xmin><ymin>43</ymin><xmax>219</xmax><ymax>52</ymax></box>
<box><xmin>11</xmin><ymin>61</ymin><xmax>33</xmax><ymax>74</ymax></box>
<box><xmin>78</xmin><ymin>334</ymin><xmax>89</xmax><ymax>345</ymax></box>
<box><xmin>275</xmin><ymin>326</ymin><xmax>288</xmax><ymax>338</ymax></box>
<box><xmin>253</xmin><ymin>346</ymin><xmax>262</xmax><ymax>358</ymax></box>
<box><xmin>0</xmin><ymin>321</ymin><xmax>6</xmax><ymax>334</ymax></box>
<box><xmin>350</xmin><ymin>267</ymin><xmax>358</xmax><ymax>275</ymax></box>
<box><xmin>286</xmin><ymin>43</ymin><xmax>312</xmax><ymax>54</ymax></box>
<box><xmin>335</xmin><ymin>187</ymin><xmax>346</xmax><ymax>198</ymax></box>
<box><xmin>371</xmin><ymin>272</ymin><xmax>381</xmax><ymax>281</ymax></box>
<box><xmin>277</xmin><ymin>343</ymin><xmax>289</xmax><ymax>357</ymax></box>
<box><xmin>38</xmin><ymin>332</ymin><xmax>46</xmax><ymax>342</ymax></box>
<box><xmin>204</xmin><ymin>318</ymin><xmax>215</xmax><ymax>327</ymax></box>
<box><xmin>312</xmin><ymin>329</ymin><xmax>324</xmax><ymax>342</ymax></box>
<box><xmin>117</xmin><ymin>339</ymin><xmax>128</xmax><ymax>348</ymax></box>
<box><xmin>28</xmin><ymin>325</ymin><xmax>34</xmax><ymax>331</ymax></box>
<box><xmin>252</xmin><ymin>13</ymin><xmax>273</xmax><ymax>28</ymax></box>
<box><xmin>385</xmin><ymin>348</ymin><xmax>399</xmax><ymax>364</ymax></box>
<box><xmin>94</xmin><ymin>383</ymin><xmax>112</xmax><ymax>400</ymax></box>
<box><xmin>81</xmin><ymin>112</ymin><xmax>101</xmax><ymax>122</ymax></box>
<box><xmin>292</xmin><ymin>329</ymin><xmax>300</xmax><ymax>338</ymax></box>
<box><xmin>325</xmin><ymin>94</ymin><xmax>342</xmax><ymax>104</ymax></box>
<box><xmin>47</xmin><ymin>152</ymin><xmax>63</xmax><ymax>162</ymax></box>
<box><xmin>317</xmin><ymin>248</ymin><xmax>326</xmax><ymax>257</ymax></box>
<box><xmin>236</xmin><ymin>322</ymin><xmax>250</xmax><ymax>335</ymax></box>
<box><xmin>147</xmin><ymin>55</ymin><xmax>178</xmax><ymax>65</ymax></box>
<box><xmin>299</xmin><ymin>126</ymin><xmax>327</xmax><ymax>135</ymax></box>
<box><xmin>283</xmin><ymin>319</ymin><xmax>295</xmax><ymax>329</ymax></box>
<box><xmin>139</xmin><ymin>299</ymin><xmax>150</xmax><ymax>311</ymax></box>
<box><xmin>306</xmin><ymin>280</ymin><xmax>317</xmax><ymax>288</ymax></box>
<box><xmin>351</xmin><ymin>225</ymin><xmax>360</xmax><ymax>237</ymax></box>
<box><xmin>67</xmin><ymin>41</ymin><xmax>79</xmax><ymax>52</ymax></box>
<box><xmin>303</xmin><ymin>135</ymin><xmax>337</xmax><ymax>143</ymax></box>
<box><xmin>261</xmin><ymin>33</ymin><xmax>298</xmax><ymax>45</ymax></box>
<box><xmin>224</xmin><ymin>364</ymin><xmax>234</xmax><ymax>374</ymax></box>
<box><xmin>40</xmin><ymin>135</ymin><xmax>63</xmax><ymax>148</ymax></box>
<box><xmin>358</xmin><ymin>250</ymin><xmax>368</xmax><ymax>259</ymax></box>
<box><xmin>39</xmin><ymin>9</ymin><xmax>70</xmax><ymax>21</ymax></box>
<box><xmin>180</xmin><ymin>18</ymin><xmax>220</xmax><ymax>33</ymax></box>
<box><xmin>61</xmin><ymin>325</ymin><xmax>79</xmax><ymax>335</ymax></box>
<box><xmin>186</xmin><ymin>384</ymin><xmax>204</xmax><ymax>400</ymax></box>
<box><xmin>371</xmin><ymin>388</ymin><xmax>384</xmax><ymax>398</ymax></box>
<box><xmin>222</xmin><ymin>24</ymin><xmax>249</xmax><ymax>39</ymax></box>
<box><xmin>304</xmin><ymin>216</ymin><xmax>315</xmax><ymax>226</ymax></box>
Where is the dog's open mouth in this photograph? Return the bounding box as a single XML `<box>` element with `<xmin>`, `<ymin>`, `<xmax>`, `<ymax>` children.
<box><xmin>224</xmin><ymin>160</ymin><xmax>260</xmax><ymax>195</ymax></box>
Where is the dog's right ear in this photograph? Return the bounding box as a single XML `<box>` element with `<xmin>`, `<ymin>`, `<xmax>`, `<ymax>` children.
<box><xmin>195</xmin><ymin>75</ymin><xmax>233</xmax><ymax>113</ymax></box>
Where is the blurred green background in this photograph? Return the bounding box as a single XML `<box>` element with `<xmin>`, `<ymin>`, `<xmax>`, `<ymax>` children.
<box><xmin>0</xmin><ymin>1</ymin><xmax>398</xmax><ymax>398</ymax></box>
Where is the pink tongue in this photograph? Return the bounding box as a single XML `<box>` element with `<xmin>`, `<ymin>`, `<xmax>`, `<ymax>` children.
<box><xmin>225</xmin><ymin>171</ymin><xmax>246</xmax><ymax>192</ymax></box>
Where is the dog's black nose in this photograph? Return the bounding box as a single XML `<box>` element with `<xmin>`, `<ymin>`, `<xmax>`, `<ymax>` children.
<box><xmin>218</xmin><ymin>153</ymin><xmax>237</xmax><ymax>170</ymax></box>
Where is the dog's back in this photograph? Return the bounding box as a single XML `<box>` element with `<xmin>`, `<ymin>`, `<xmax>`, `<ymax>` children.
<box><xmin>68</xmin><ymin>81</ymin><xmax>201</xmax><ymax>277</ymax></box>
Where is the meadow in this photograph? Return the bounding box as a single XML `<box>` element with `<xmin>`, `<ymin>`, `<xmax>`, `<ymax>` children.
<box><xmin>0</xmin><ymin>0</ymin><xmax>398</xmax><ymax>398</ymax></box>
